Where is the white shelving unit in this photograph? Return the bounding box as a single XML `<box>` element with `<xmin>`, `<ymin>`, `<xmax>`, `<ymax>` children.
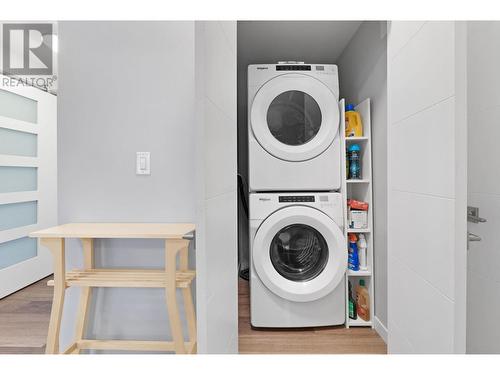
<box><xmin>340</xmin><ymin>98</ymin><xmax>375</xmax><ymax>328</ymax></box>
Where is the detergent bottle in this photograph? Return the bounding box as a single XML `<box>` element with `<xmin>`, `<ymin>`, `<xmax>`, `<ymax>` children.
<box><xmin>348</xmin><ymin>144</ymin><xmax>362</xmax><ymax>179</ymax></box>
<box><xmin>345</xmin><ymin>104</ymin><xmax>363</xmax><ymax>137</ymax></box>
<box><xmin>348</xmin><ymin>233</ymin><xmax>359</xmax><ymax>271</ymax></box>
<box><xmin>348</xmin><ymin>281</ymin><xmax>357</xmax><ymax>320</ymax></box>
<box><xmin>357</xmin><ymin>234</ymin><xmax>368</xmax><ymax>271</ymax></box>
<box><xmin>355</xmin><ymin>279</ymin><xmax>370</xmax><ymax>321</ymax></box>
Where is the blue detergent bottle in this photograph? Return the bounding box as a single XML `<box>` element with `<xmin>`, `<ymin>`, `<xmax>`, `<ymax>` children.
<box><xmin>348</xmin><ymin>143</ymin><xmax>362</xmax><ymax>179</ymax></box>
<box><xmin>348</xmin><ymin>233</ymin><xmax>360</xmax><ymax>271</ymax></box>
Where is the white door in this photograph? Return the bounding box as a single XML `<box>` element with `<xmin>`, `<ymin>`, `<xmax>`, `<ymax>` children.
<box><xmin>251</xmin><ymin>74</ymin><xmax>340</xmax><ymax>161</ymax></box>
<box><xmin>0</xmin><ymin>75</ymin><xmax>57</xmax><ymax>298</ymax></box>
<box><xmin>466</xmin><ymin>21</ymin><xmax>500</xmax><ymax>354</ymax></box>
<box><xmin>387</xmin><ymin>21</ymin><xmax>467</xmax><ymax>353</ymax></box>
<box><xmin>252</xmin><ymin>205</ymin><xmax>346</xmax><ymax>302</ymax></box>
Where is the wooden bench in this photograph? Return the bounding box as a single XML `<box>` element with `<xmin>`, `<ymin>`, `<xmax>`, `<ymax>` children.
<box><xmin>30</xmin><ymin>223</ymin><xmax>196</xmax><ymax>354</ymax></box>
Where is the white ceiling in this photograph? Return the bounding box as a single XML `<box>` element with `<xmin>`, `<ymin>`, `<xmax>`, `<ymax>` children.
<box><xmin>237</xmin><ymin>21</ymin><xmax>363</xmax><ymax>64</ymax></box>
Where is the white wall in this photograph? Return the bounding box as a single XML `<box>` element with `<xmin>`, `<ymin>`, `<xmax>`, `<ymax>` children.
<box><xmin>387</xmin><ymin>21</ymin><xmax>467</xmax><ymax>353</ymax></box>
<box><xmin>466</xmin><ymin>21</ymin><xmax>500</xmax><ymax>354</ymax></box>
<box><xmin>337</xmin><ymin>21</ymin><xmax>388</xmax><ymax>337</ymax></box>
<box><xmin>195</xmin><ymin>21</ymin><xmax>238</xmax><ymax>353</ymax></box>
<box><xmin>58</xmin><ymin>21</ymin><xmax>196</xmax><ymax>352</ymax></box>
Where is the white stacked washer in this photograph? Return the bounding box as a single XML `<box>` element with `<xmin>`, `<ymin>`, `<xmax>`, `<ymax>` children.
<box><xmin>247</xmin><ymin>62</ymin><xmax>347</xmax><ymax>328</ymax></box>
<box><xmin>249</xmin><ymin>192</ymin><xmax>347</xmax><ymax>327</ymax></box>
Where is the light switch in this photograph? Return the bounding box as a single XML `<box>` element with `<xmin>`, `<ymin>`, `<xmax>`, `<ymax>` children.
<box><xmin>136</xmin><ymin>152</ymin><xmax>150</xmax><ymax>175</ymax></box>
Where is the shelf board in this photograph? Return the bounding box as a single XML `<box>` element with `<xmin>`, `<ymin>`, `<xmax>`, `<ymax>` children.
<box><xmin>349</xmin><ymin>318</ymin><xmax>372</xmax><ymax>327</ymax></box>
<box><xmin>347</xmin><ymin>228</ymin><xmax>370</xmax><ymax>233</ymax></box>
<box><xmin>346</xmin><ymin>179</ymin><xmax>370</xmax><ymax>184</ymax></box>
<box><xmin>345</xmin><ymin>136</ymin><xmax>368</xmax><ymax>142</ymax></box>
<box><xmin>347</xmin><ymin>269</ymin><xmax>372</xmax><ymax>276</ymax></box>
<box><xmin>46</xmin><ymin>269</ymin><xmax>196</xmax><ymax>289</ymax></box>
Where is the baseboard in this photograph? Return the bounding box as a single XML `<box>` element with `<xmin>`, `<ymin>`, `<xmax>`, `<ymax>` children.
<box><xmin>374</xmin><ymin>316</ymin><xmax>388</xmax><ymax>344</ymax></box>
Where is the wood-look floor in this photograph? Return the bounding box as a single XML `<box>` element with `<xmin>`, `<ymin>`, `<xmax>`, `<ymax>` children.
<box><xmin>0</xmin><ymin>277</ymin><xmax>52</xmax><ymax>354</ymax></box>
<box><xmin>238</xmin><ymin>279</ymin><xmax>387</xmax><ymax>354</ymax></box>
<box><xmin>0</xmin><ymin>276</ymin><xmax>386</xmax><ymax>354</ymax></box>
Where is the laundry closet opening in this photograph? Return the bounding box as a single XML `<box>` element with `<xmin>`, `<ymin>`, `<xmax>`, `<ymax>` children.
<box><xmin>236</xmin><ymin>21</ymin><xmax>388</xmax><ymax>353</ymax></box>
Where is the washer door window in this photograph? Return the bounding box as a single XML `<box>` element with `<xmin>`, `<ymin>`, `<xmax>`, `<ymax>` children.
<box><xmin>252</xmin><ymin>206</ymin><xmax>347</xmax><ymax>302</ymax></box>
<box><xmin>251</xmin><ymin>74</ymin><xmax>340</xmax><ymax>162</ymax></box>
<box><xmin>270</xmin><ymin>224</ymin><xmax>328</xmax><ymax>282</ymax></box>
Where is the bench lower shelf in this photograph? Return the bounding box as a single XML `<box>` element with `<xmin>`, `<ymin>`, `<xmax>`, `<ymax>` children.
<box><xmin>64</xmin><ymin>339</ymin><xmax>197</xmax><ymax>354</ymax></box>
<box><xmin>47</xmin><ymin>269</ymin><xmax>196</xmax><ymax>288</ymax></box>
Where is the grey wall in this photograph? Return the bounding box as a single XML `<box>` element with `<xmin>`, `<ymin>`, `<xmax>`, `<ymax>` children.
<box><xmin>57</xmin><ymin>21</ymin><xmax>196</xmax><ymax>351</ymax></box>
<box><xmin>337</xmin><ymin>21</ymin><xmax>388</xmax><ymax>333</ymax></box>
<box><xmin>194</xmin><ymin>21</ymin><xmax>238</xmax><ymax>353</ymax></box>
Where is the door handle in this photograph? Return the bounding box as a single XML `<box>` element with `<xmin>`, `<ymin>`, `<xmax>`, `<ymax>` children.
<box><xmin>468</xmin><ymin>206</ymin><xmax>487</xmax><ymax>223</ymax></box>
<box><xmin>468</xmin><ymin>232</ymin><xmax>482</xmax><ymax>242</ymax></box>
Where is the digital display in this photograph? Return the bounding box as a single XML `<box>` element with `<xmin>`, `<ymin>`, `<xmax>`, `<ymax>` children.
<box><xmin>279</xmin><ymin>196</ymin><xmax>315</xmax><ymax>203</ymax></box>
<box><xmin>276</xmin><ymin>65</ymin><xmax>311</xmax><ymax>71</ymax></box>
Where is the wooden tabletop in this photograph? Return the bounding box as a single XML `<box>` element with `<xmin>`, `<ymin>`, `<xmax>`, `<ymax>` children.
<box><xmin>29</xmin><ymin>223</ymin><xmax>195</xmax><ymax>239</ymax></box>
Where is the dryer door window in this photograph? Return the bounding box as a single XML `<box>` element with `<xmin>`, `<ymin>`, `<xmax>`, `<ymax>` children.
<box><xmin>270</xmin><ymin>224</ymin><xmax>328</xmax><ymax>282</ymax></box>
<box><xmin>267</xmin><ymin>91</ymin><xmax>322</xmax><ymax>146</ymax></box>
<box><xmin>251</xmin><ymin>73</ymin><xmax>340</xmax><ymax>162</ymax></box>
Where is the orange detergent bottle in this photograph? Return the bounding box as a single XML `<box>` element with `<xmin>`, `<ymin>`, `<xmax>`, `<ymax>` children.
<box><xmin>355</xmin><ymin>279</ymin><xmax>370</xmax><ymax>321</ymax></box>
<box><xmin>345</xmin><ymin>104</ymin><xmax>363</xmax><ymax>137</ymax></box>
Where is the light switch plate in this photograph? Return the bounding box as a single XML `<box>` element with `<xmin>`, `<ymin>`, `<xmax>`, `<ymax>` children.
<box><xmin>136</xmin><ymin>152</ymin><xmax>150</xmax><ymax>175</ymax></box>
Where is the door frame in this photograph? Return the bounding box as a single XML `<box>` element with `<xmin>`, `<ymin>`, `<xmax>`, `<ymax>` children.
<box><xmin>454</xmin><ymin>21</ymin><xmax>468</xmax><ymax>353</ymax></box>
<box><xmin>0</xmin><ymin>74</ymin><xmax>57</xmax><ymax>298</ymax></box>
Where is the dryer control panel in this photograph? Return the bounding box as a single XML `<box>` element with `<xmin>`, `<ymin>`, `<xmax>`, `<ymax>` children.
<box><xmin>279</xmin><ymin>195</ymin><xmax>315</xmax><ymax>203</ymax></box>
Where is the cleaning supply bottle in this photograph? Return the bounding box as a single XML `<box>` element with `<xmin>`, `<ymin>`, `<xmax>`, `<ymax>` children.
<box><xmin>346</xmin><ymin>152</ymin><xmax>349</xmax><ymax>178</ymax></box>
<box><xmin>345</xmin><ymin>104</ymin><xmax>363</xmax><ymax>137</ymax></box>
<box><xmin>355</xmin><ymin>279</ymin><xmax>370</xmax><ymax>321</ymax></box>
<box><xmin>348</xmin><ymin>281</ymin><xmax>357</xmax><ymax>320</ymax></box>
<box><xmin>348</xmin><ymin>144</ymin><xmax>362</xmax><ymax>179</ymax></box>
<box><xmin>348</xmin><ymin>233</ymin><xmax>359</xmax><ymax>271</ymax></box>
<box><xmin>357</xmin><ymin>234</ymin><xmax>368</xmax><ymax>271</ymax></box>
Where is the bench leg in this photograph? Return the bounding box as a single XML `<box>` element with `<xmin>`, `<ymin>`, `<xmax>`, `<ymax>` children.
<box><xmin>179</xmin><ymin>243</ymin><xmax>197</xmax><ymax>353</ymax></box>
<box><xmin>42</xmin><ymin>238</ymin><xmax>66</xmax><ymax>354</ymax></box>
<box><xmin>165</xmin><ymin>239</ymin><xmax>189</xmax><ymax>354</ymax></box>
<box><xmin>182</xmin><ymin>287</ymin><xmax>197</xmax><ymax>353</ymax></box>
<box><xmin>73</xmin><ymin>238</ymin><xmax>95</xmax><ymax>354</ymax></box>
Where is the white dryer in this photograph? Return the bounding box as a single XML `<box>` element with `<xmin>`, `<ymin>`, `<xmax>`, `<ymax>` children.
<box><xmin>248</xmin><ymin>63</ymin><xmax>341</xmax><ymax>192</ymax></box>
<box><xmin>249</xmin><ymin>192</ymin><xmax>347</xmax><ymax>327</ymax></box>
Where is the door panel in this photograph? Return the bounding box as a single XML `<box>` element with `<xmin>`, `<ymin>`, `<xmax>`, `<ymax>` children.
<box><xmin>0</xmin><ymin>128</ymin><xmax>38</xmax><ymax>156</ymax></box>
<box><xmin>0</xmin><ymin>88</ymin><xmax>38</xmax><ymax>123</ymax></box>
<box><xmin>0</xmin><ymin>75</ymin><xmax>57</xmax><ymax>298</ymax></box>
<box><xmin>0</xmin><ymin>166</ymin><xmax>37</xmax><ymax>193</ymax></box>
